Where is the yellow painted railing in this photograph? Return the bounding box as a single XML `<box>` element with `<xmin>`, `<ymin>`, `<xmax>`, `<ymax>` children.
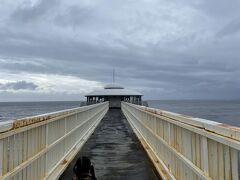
<box><xmin>122</xmin><ymin>101</ymin><xmax>239</xmax><ymax>180</ymax></box>
<box><xmin>0</xmin><ymin>102</ymin><xmax>108</xmax><ymax>180</ymax></box>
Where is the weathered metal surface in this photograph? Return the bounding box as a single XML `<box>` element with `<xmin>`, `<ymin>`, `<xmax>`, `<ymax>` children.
<box><xmin>59</xmin><ymin>109</ymin><xmax>159</xmax><ymax>180</ymax></box>
<box><xmin>122</xmin><ymin>101</ymin><xmax>240</xmax><ymax>180</ymax></box>
<box><xmin>142</xmin><ymin>105</ymin><xmax>240</xmax><ymax>142</ymax></box>
<box><xmin>1</xmin><ymin>103</ymin><xmax>98</xmax><ymax>131</ymax></box>
<box><xmin>0</xmin><ymin>102</ymin><xmax>108</xmax><ymax>180</ymax></box>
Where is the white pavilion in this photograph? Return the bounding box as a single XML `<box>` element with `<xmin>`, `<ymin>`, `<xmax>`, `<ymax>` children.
<box><xmin>85</xmin><ymin>83</ymin><xmax>143</xmax><ymax>108</ymax></box>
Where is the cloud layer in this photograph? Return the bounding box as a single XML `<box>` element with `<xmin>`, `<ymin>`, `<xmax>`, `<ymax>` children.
<box><xmin>0</xmin><ymin>81</ymin><xmax>38</xmax><ymax>91</ymax></box>
<box><xmin>0</xmin><ymin>0</ymin><xmax>240</xmax><ymax>101</ymax></box>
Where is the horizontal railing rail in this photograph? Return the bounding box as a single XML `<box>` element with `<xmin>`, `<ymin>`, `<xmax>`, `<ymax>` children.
<box><xmin>122</xmin><ymin>101</ymin><xmax>239</xmax><ymax>180</ymax></box>
<box><xmin>0</xmin><ymin>102</ymin><xmax>109</xmax><ymax>180</ymax></box>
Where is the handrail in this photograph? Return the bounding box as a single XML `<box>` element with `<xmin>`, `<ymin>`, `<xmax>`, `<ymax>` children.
<box><xmin>122</xmin><ymin>101</ymin><xmax>239</xmax><ymax>180</ymax></box>
<box><xmin>0</xmin><ymin>102</ymin><xmax>109</xmax><ymax>180</ymax></box>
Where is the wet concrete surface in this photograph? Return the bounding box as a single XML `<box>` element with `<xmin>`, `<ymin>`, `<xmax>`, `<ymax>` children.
<box><xmin>59</xmin><ymin>109</ymin><xmax>159</xmax><ymax>180</ymax></box>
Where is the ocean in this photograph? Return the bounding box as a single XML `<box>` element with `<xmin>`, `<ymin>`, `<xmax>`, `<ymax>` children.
<box><xmin>0</xmin><ymin>100</ymin><xmax>240</xmax><ymax>127</ymax></box>
<box><xmin>148</xmin><ymin>100</ymin><xmax>240</xmax><ymax>127</ymax></box>
<box><xmin>0</xmin><ymin>101</ymin><xmax>81</xmax><ymax>122</ymax></box>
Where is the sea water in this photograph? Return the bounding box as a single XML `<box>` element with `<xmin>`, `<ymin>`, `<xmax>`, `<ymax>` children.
<box><xmin>0</xmin><ymin>101</ymin><xmax>81</xmax><ymax>122</ymax></box>
<box><xmin>148</xmin><ymin>100</ymin><xmax>240</xmax><ymax>127</ymax></box>
<box><xmin>0</xmin><ymin>100</ymin><xmax>240</xmax><ymax>127</ymax></box>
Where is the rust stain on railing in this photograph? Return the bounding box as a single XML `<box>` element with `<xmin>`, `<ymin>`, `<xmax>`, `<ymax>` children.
<box><xmin>12</xmin><ymin>115</ymin><xmax>52</xmax><ymax>129</ymax></box>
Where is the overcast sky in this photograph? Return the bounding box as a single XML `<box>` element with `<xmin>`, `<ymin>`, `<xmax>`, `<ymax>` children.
<box><xmin>0</xmin><ymin>0</ymin><xmax>240</xmax><ymax>101</ymax></box>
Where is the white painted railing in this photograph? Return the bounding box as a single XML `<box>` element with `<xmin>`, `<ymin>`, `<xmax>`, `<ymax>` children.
<box><xmin>122</xmin><ymin>101</ymin><xmax>240</xmax><ymax>180</ymax></box>
<box><xmin>0</xmin><ymin>102</ymin><xmax>108</xmax><ymax>180</ymax></box>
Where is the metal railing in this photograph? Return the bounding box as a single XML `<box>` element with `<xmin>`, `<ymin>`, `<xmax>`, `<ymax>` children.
<box><xmin>0</xmin><ymin>102</ymin><xmax>109</xmax><ymax>180</ymax></box>
<box><xmin>122</xmin><ymin>101</ymin><xmax>240</xmax><ymax>180</ymax></box>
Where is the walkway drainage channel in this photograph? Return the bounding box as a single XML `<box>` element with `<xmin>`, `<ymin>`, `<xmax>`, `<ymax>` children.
<box><xmin>59</xmin><ymin>109</ymin><xmax>160</xmax><ymax>180</ymax></box>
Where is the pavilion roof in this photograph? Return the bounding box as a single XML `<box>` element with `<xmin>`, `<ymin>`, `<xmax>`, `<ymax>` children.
<box><xmin>85</xmin><ymin>83</ymin><xmax>143</xmax><ymax>96</ymax></box>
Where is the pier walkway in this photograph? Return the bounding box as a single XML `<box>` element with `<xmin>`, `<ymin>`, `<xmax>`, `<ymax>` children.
<box><xmin>59</xmin><ymin>109</ymin><xmax>159</xmax><ymax>180</ymax></box>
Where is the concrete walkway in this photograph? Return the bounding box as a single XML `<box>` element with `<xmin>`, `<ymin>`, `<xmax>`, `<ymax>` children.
<box><xmin>59</xmin><ymin>109</ymin><xmax>159</xmax><ymax>180</ymax></box>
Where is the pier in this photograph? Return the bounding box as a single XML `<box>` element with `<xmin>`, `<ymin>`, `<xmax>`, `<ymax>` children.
<box><xmin>0</xmin><ymin>101</ymin><xmax>240</xmax><ymax>180</ymax></box>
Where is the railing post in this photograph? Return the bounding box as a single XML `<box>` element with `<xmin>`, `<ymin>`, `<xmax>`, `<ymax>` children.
<box><xmin>231</xmin><ymin>148</ymin><xmax>239</xmax><ymax>180</ymax></box>
<box><xmin>201</xmin><ymin>136</ymin><xmax>209</xmax><ymax>175</ymax></box>
<box><xmin>45</xmin><ymin>124</ymin><xmax>49</xmax><ymax>176</ymax></box>
<box><xmin>0</xmin><ymin>140</ymin><xmax>3</xmax><ymax>177</ymax></box>
<box><xmin>167</xmin><ymin>123</ymin><xmax>171</xmax><ymax>144</ymax></box>
<box><xmin>65</xmin><ymin>117</ymin><xmax>67</xmax><ymax>134</ymax></box>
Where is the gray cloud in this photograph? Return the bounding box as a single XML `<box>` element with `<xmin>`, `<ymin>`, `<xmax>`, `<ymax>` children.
<box><xmin>11</xmin><ymin>0</ymin><xmax>58</xmax><ymax>23</ymax></box>
<box><xmin>54</xmin><ymin>6</ymin><xmax>92</xmax><ymax>28</ymax></box>
<box><xmin>217</xmin><ymin>18</ymin><xmax>240</xmax><ymax>37</ymax></box>
<box><xmin>0</xmin><ymin>0</ymin><xmax>240</xmax><ymax>100</ymax></box>
<box><xmin>188</xmin><ymin>0</ymin><xmax>240</xmax><ymax>18</ymax></box>
<box><xmin>0</xmin><ymin>81</ymin><xmax>38</xmax><ymax>91</ymax></box>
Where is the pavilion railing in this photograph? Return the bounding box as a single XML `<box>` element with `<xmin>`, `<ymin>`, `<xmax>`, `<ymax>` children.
<box><xmin>0</xmin><ymin>102</ymin><xmax>108</xmax><ymax>180</ymax></box>
<box><xmin>122</xmin><ymin>101</ymin><xmax>240</xmax><ymax>180</ymax></box>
